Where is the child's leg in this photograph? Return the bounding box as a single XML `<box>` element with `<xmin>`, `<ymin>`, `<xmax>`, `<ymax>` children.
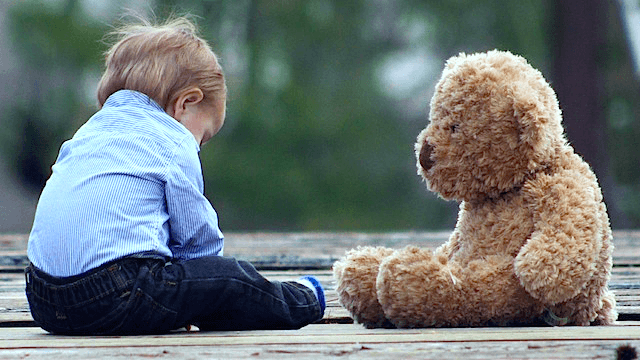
<box><xmin>156</xmin><ymin>256</ymin><xmax>324</xmax><ymax>331</ymax></box>
<box><xmin>26</xmin><ymin>255</ymin><xmax>323</xmax><ymax>334</ymax></box>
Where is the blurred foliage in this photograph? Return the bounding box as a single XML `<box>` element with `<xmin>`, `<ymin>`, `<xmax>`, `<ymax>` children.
<box><xmin>2</xmin><ymin>0</ymin><xmax>106</xmax><ymax>190</ymax></box>
<box><xmin>155</xmin><ymin>0</ymin><xmax>456</xmax><ymax>230</ymax></box>
<box><xmin>2</xmin><ymin>0</ymin><xmax>640</xmax><ymax>229</ymax></box>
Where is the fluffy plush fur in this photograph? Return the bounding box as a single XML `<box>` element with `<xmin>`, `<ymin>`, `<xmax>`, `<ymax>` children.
<box><xmin>333</xmin><ymin>50</ymin><xmax>616</xmax><ymax>328</ymax></box>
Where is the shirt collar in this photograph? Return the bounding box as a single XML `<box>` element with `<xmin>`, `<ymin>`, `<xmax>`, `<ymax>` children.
<box><xmin>102</xmin><ymin>90</ymin><xmax>201</xmax><ymax>152</ymax></box>
<box><xmin>104</xmin><ymin>90</ymin><xmax>164</xmax><ymax>112</ymax></box>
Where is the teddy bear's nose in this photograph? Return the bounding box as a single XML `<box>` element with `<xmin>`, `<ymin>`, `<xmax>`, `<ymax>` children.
<box><xmin>419</xmin><ymin>141</ymin><xmax>435</xmax><ymax>171</ymax></box>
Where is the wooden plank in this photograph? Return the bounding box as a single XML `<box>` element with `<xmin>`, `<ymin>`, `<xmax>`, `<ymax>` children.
<box><xmin>0</xmin><ymin>338</ymin><xmax>639</xmax><ymax>360</ymax></box>
<box><xmin>3</xmin><ymin>230</ymin><xmax>640</xmax><ymax>270</ymax></box>
<box><xmin>2</xmin><ymin>323</ymin><xmax>640</xmax><ymax>359</ymax></box>
<box><xmin>0</xmin><ymin>312</ymin><xmax>33</xmax><ymax>324</ymax></box>
<box><xmin>0</xmin><ymin>235</ymin><xmax>27</xmax><ymax>251</ymax></box>
<box><xmin>2</xmin><ymin>324</ymin><xmax>640</xmax><ymax>348</ymax></box>
<box><xmin>4</xmin><ymin>230</ymin><xmax>640</xmax><ymax>253</ymax></box>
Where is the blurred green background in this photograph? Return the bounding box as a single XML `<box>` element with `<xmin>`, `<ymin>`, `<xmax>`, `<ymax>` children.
<box><xmin>1</xmin><ymin>0</ymin><xmax>639</xmax><ymax>232</ymax></box>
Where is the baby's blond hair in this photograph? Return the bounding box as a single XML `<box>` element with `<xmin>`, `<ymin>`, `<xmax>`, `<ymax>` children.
<box><xmin>97</xmin><ymin>16</ymin><xmax>225</xmax><ymax>109</ymax></box>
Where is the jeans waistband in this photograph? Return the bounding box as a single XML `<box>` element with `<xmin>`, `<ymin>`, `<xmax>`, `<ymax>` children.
<box><xmin>25</xmin><ymin>256</ymin><xmax>162</xmax><ymax>306</ymax></box>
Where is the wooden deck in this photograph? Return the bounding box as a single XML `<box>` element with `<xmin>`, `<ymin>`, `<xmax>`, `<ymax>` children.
<box><xmin>1</xmin><ymin>231</ymin><xmax>640</xmax><ymax>359</ymax></box>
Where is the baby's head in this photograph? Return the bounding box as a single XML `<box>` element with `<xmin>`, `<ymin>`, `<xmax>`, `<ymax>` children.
<box><xmin>97</xmin><ymin>17</ymin><xmax>226</xmax><ymax>144</ymax></box>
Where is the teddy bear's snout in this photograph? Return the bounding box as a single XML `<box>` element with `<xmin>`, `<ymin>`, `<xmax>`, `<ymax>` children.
<box><xmin>419</xmin><ymin>141</ymin><xmax>435</xmax><ymax>171</ymax></box>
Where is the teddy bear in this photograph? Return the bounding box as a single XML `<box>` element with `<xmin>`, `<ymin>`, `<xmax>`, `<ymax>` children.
<box><xmin>333</xmin><ymin>50</ymin><xmax>616</xmax><ymax>328</ymax></box>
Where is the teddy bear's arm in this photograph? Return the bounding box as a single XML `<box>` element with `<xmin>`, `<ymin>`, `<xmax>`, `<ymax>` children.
<box><xmin>514</xmin><ymin>172</ymin><xmax>602</xmax><ymax>305</ymax></box>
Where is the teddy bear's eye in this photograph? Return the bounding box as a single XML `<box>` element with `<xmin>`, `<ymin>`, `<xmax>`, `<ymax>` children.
<box><xmin>450</xmin><ymin>124</ymin><xmax>459</xmax><ymax>133</ymax></box>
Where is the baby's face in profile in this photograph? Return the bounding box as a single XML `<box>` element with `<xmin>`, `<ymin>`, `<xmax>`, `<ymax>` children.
<box><xmin>197</xmin><ymin>93</ymin><xmax>226</xmax><ymax>146</ymax></box>
<box><xmin>167</xmin><ymin>88</ymin><xmax>226</xmax><ymax>146</ymax></box>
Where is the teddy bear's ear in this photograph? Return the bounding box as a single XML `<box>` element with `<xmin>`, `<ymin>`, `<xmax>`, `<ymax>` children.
<box><xmin>513</xmin><ymin>96</ymin><xmax>543</xmax><ymax>147</ymax></box>
<box><xmin>511</xmin><ymin>84</ymin><xmax>557</xmax><ymax>170</ymax></box>
<box><xmin>445</xmin><ymin>52</ymin><xmax>467</xmax><ymax>70</ymax></box>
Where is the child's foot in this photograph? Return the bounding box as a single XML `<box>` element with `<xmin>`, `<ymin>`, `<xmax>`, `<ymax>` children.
<box><xmin>297</xmin><ymin>276</ymin><xmax>326</xmax><ymax>313</ymax></box>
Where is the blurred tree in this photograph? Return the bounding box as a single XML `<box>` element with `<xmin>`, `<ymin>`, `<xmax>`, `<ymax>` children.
<box><xmin>3</xmin><ymin>0</ymin><xmax>639</xmax><ymax>230</ymax></box>
<box><xmin>152</xmin><ymin>0</ymin><xmax>640</xmax><ymax>229</ymax></box>
<box><xmin>552</xmin><ymin>0</ymin><xmax>607</xmax><ymax>176</ymax></box>
<box><xmin>421</xmin><ymin>0</ymin><xmax>640</xmax><ymax>227</ymax></box>
<box><xmin>603</xmin><ymin>0</ymin><xmax>640</xmax><ymax>226</ymax></box>
<box><xmin>416</xmin><ymin>0</ymin><xmax>553</xmax><ymax>70</ymax></box>
<box><xmin>154</xmin><ymin>0</ymin><xmax>455</xmax><ymax>230</ymax></box>
<box><xmin>549</xmin><ymin>0</ymin><xmax>640</xmax><ymax>227</ymax></box>
<box><xmin>2</xmin><ymin>0</ymin><xmax>106</xmax><ymax>190</ymax></box>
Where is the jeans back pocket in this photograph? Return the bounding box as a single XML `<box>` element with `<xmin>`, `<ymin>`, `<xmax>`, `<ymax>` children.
<box><xmin>107</xmin><ymin>288</ymin><xmax>178</xmax><ymax>334</ymax></box>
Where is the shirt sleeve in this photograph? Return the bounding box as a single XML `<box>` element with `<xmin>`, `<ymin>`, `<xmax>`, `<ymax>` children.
<box><xmin>165</xmin><ymin>136</ymin><xmax>224</xmax><ymax>259</ymax></box>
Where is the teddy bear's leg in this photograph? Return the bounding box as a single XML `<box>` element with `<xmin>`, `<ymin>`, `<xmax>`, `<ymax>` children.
<box><xmin>593</xmin><ymin>290</ymin><xmax>617</xmax><ymax>325</ymax></box>
<box><xmin>376</xmin><ymin>246</ymin><xmax>542</xmax><ymax>327</ymax></box>
<box><xmin>333</xmin><ymin>246</ymin><xmax>396</xmax><ymax>328</ymax></box>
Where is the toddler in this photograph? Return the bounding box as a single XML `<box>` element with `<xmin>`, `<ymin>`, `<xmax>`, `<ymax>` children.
<box><xmin>25</xmin><ymin>17</ymin><xmax>325</xmax><ymax>335</ymax></box>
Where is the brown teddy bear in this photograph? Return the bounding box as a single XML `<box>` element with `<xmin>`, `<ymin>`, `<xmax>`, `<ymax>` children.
<box><xmin>333</xmin><ymin>50</ymin><xmax>616</xmax><ymax>328</ymax></box>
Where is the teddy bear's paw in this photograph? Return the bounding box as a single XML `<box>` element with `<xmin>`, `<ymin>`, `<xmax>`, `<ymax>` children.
<box><xmin>333</xmin><ymin>246</ymin><xmax>395</xmax><ymax>327</ymax></box>
<box><xmin>375</xmin><ymin>246</ymin><xmax>457</xmax><ymax>327</ymax></box>
<box><xmin>514</xmin><ymin>238</ymin><xmax>586</xmax><ymax>305</ymax></box>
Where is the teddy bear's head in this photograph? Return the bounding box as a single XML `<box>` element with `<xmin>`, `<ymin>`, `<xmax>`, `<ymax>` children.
<box><xmin>415</xmin><ymin>50</ymin><xmax>566</xmax><ymax>202</ymax></box>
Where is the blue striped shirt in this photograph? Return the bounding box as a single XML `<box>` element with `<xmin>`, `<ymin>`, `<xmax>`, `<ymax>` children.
<box><xmin>27</xmin><ymin>90</ymin><xmax>224</xmax><ymax>277</ymax></box>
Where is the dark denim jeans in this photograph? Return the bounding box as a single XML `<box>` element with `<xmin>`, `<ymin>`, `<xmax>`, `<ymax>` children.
<box><xmin>25</xmin><ymin>255</ymin><xmax>323</xmax><ymax>335</ymax></box>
